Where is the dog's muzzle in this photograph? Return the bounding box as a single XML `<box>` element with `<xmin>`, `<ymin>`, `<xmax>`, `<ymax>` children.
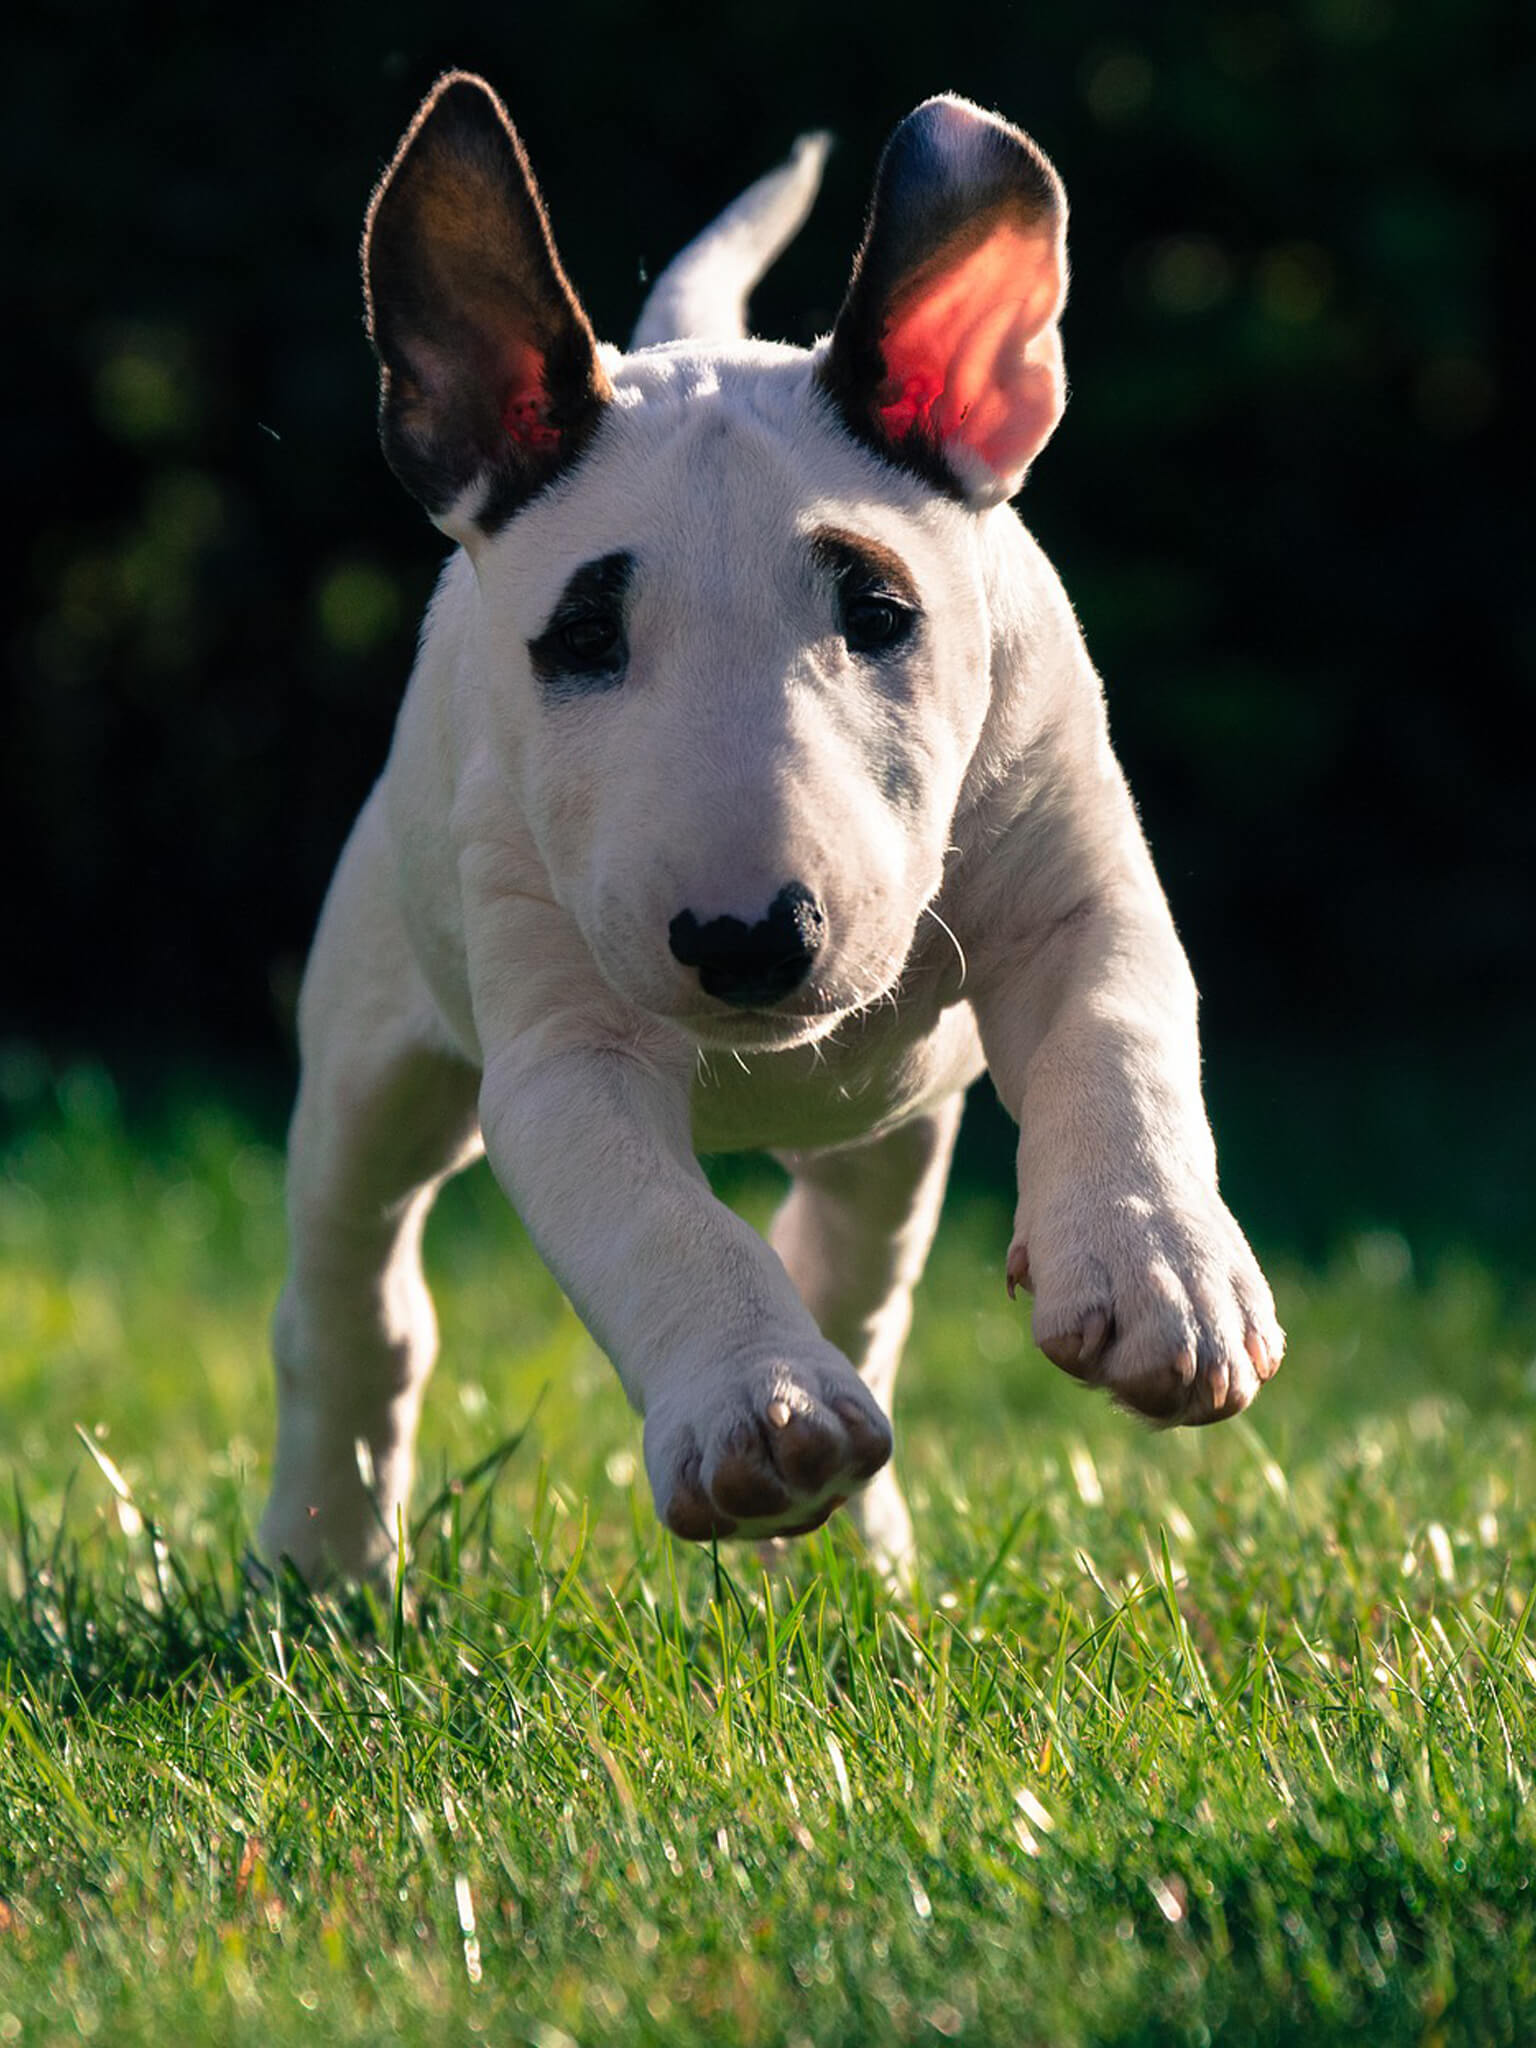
<box><xmin>668</xmin><ymin>883</ymin><xmax>825</xmax><ymax>1009</ymax></box>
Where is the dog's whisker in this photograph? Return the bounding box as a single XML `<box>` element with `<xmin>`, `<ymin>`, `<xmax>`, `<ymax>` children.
<box><xmin>920</xmin><ymin>904</ymin><xmax>968</xmax><ymax>990</ymax></box>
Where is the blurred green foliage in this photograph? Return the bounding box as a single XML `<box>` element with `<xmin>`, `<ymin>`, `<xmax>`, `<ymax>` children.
<box><xmin>3</xmin><ymin>0</ymin><xmax>1530</xmax><ymax>1065</ymax></box>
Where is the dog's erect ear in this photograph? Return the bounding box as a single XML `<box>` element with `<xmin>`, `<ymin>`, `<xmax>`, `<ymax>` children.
<box><xmin>362</xmin><ymin>72</ymin><xmax>612</xmax><ymax>536</ymax></box>
<box><xmin>821</xmin><ymin>96</ymin><xmax>1067</xmax><ymax>508</ymax></box>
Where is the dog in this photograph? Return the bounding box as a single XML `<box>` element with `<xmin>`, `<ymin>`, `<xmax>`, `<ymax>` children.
<box><xmin>257</xmin><ymin>73</ymin><xmax>1284</xmax><ymax>1588</ymax></box>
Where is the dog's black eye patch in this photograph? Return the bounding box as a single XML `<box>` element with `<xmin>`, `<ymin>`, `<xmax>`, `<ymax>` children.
<box><xmin>810</xmin><ymin>526</ymin><xmax>921</xmax><ymax>660</ymax></box>
<box><xmin>529</xmin><ymin>550</ymin><xmax>635</xmax><ymax>700</ymax></box>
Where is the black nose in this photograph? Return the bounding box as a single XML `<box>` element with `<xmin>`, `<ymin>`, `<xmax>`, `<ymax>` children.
<box><xmin>668</xmin><ymin>884</ymin><xmax>826</xmax><ymax>1007</ymax></box>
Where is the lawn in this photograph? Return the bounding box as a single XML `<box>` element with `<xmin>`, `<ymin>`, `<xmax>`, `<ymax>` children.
<box><xmin>2</xmin><ymin>1053</ymin><xmax>1535</xmax><ymax>2045</ymax></box>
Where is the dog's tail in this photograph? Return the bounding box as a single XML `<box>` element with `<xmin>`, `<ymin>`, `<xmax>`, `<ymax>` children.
<box><xmin>631</xmin><ymin>130</ymin><xmax>832</xmax><ymax>350</ymax></box>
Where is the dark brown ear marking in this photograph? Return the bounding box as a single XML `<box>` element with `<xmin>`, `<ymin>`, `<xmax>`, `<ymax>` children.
<box><xmin>362</xmin><ymin>71</ymin><xmax>612</xmax><ymax>532</ymax></box>
<box><xmin>809</xmin><ymin>525</ymin><xmax>920</xmax><ymax>609</ymax></box>
<box><xmin>821</xmin><ymin>95</ymin><xmax>1068</xmax><ymax>507</ymax></box>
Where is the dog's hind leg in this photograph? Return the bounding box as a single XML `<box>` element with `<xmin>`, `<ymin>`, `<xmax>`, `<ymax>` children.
<box><xmin>257</xmin><ymin>792</ymin><xmax>482</xmax><ymax>1589</ymax></box>
<box><xmin>770</xmin><ymin>1094</ymin><xmax>964</xmax><ymax>1583</ymax></box>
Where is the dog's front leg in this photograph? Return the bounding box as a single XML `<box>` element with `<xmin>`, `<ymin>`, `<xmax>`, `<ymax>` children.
<box><xmin>475</xmin><ymin>1005</ymin><xmax>893</xmax><ymax>1540</ymax></box>
<box><xmin>971</xmin><ymin>884</ymin><xmax>1284</xmax><ymax>1425</ymax></box>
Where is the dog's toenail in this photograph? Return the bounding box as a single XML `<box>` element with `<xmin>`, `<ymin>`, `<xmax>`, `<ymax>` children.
<box><xmin>1005</xmin><ymin>1243</ymin><xmax>1032</xmax><ymax>1299</ymax></box>
<box><xmin>766</xmin><ymin>1397</ymin><xmax>792</xmax><ymax>1429</ymax></box>
<box><xmin>1247</xmin><ymin>1327</ymin><xmax>1281</xmax><ymax>1380</ymax></box>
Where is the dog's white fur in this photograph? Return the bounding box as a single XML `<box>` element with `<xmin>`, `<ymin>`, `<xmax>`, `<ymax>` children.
<box><xmin>258</xmin><ymin>79</ymin><xmax>1283</xmax><ymax>1587</ymax></box>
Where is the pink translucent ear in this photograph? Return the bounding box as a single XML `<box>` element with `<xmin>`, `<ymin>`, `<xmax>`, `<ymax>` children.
<box><xmin>822</xmin><ymin>96</ymin><xmax>1068</xmax><ymax>507</ymax></box>
<box><xmin>875</xmin><ymin>216</ymin><xmax>1066</xmax><ymax>500</ymax></box>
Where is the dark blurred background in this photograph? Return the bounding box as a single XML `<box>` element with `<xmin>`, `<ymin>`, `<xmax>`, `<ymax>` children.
<box><xmin>3</xmin><ymin>0</ymin><xmax>1531</xmax><ymax>1262</ymax></box>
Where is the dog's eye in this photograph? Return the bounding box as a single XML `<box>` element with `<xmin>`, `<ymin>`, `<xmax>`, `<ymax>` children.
<box><xmin>554</xmin><ymin>612</ymin><xmax>624</xmax><ymax>669</ymax></box>
<box><xmin>529</xmin><ymin>551</ymin><xmax>635</xmax><ymax>700</ymax></box>
<box><xmin>842</xmin><ymin>592</ymin><xmax>916</xmax><ymax>656</ymax></box>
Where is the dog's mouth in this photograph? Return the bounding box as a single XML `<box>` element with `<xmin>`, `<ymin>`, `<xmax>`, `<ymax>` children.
<box><xmin>675</xmin><ymin>1000</ymin><xmax>851</xmax><ymax>1053</ymax></box>
<box><xmin>674</xmin><ymin>968</ymin><xmax>912</xmax><ymax>1052</ymax></box>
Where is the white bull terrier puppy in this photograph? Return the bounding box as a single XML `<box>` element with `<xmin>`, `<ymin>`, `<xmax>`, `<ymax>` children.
<box><xmin>257</xmin><ymin>73</ymin><xmax>1284</xmax><ymax>1588</ymax></box>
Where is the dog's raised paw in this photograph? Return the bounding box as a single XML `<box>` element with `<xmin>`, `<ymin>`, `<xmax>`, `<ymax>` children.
<box><xmin>644</xmin><ymin>1355</ymin><xmax>891</xmax><ymax>1543</ymax></box>
<box><xmin>1013</xmin><ymin>1188</ymin><xmax>1285</xmax><ymax>1429</ymax></box>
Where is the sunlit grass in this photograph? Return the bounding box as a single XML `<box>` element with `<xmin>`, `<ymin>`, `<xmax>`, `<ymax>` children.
<box><xmin>3</xmin><ymin>1066</ymin><xmax>1535</xmax><ymax>2044</ymax></box>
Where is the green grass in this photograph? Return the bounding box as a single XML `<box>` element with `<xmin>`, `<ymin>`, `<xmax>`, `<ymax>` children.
<box><xmin>3</xmin><ymin>1061</ymin><xmax>1536</xmax><ymax>2045</ymax></box>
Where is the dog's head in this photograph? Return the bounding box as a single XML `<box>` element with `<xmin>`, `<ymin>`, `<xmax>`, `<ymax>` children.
<box><xmin>364</xmin><ymin>76</ymin><xmax>1067</xmax><ymax>1049</ymax></box>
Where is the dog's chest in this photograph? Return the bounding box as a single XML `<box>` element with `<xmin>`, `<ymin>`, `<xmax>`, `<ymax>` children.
<box><xmin>689</xmin><ymin>998</ymin><xmax>984</xmax><ymax>1155</ymax></box>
